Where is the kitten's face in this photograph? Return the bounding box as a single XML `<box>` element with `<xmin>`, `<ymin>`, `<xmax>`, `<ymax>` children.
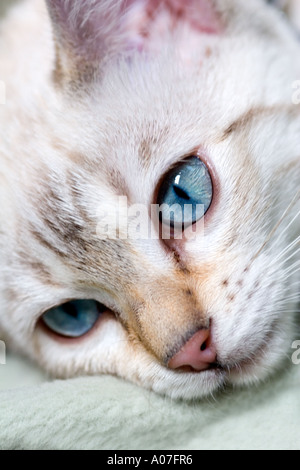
<box><xmin>0</xmin><ymin>0</ymin><xmax>299</xmax><ymax>399</ymax></box>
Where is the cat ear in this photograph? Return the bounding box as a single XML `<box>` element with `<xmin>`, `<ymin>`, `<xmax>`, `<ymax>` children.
<box><xmin>46</xmin><ymin>0</ymin><xmax>125</xmax><ymax>86</ymax></box>
<box><xmin>46</xmin><ymin>0</ymin><xmax>221</xmax><ymax>86</ymax></box>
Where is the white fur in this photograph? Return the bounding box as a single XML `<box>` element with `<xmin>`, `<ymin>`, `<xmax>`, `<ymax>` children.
<box><xmin>0</xmin><ymin>0</ymin><xmax>299</xmax><ymax>399</ymax></box>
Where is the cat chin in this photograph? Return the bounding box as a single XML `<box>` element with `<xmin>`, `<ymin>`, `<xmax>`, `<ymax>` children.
<box><xmin>137</xmin><ymin>350</ymin><xmax>288</xmax><ymax>401</ymax></box>
<box><xmin>33</xmin><ymin>327</ymin><xmax>224</xmax><ymax>399</ymax></box>
<box><xmin>146</xmin><ymin>369</ymin><xmax>226</xmax><ymax>400</ymax></box>
<box><xmin>36</xmin><ymin>349</ymin><xmax>226</xmax><ymax>400</ymax></box>
<box><xmin>34</xmin><ymin>346</ymin><xmax>285</xmax><ymax>402</ymax></box>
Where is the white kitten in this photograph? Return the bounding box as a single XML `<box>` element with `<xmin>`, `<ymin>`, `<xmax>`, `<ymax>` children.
<box><xmin>0</xmin><ymin>0</ymin><xmax>299</xmax><ymax>399</ymax></box>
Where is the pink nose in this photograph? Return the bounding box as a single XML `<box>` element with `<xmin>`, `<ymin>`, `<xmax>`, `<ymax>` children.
<box><xmin>168</xmin><ymin>328</ymin><xmax>217</xmax><ymax>372</ymax></box>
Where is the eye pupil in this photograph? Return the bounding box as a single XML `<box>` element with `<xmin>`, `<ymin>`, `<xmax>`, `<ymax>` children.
<box><xmin>174</xmin><ymin>185</ymin><xmax>190</xmax><ymax>201</ymax></box>
<box><xmin>62</xmin><ymin>303</ymin><xmax>79</xmax><ymax>318</ymax></box>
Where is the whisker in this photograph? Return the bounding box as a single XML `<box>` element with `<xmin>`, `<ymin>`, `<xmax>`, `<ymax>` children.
<box><xmin>283</xmin><ymin>294</ymin><xmax>300</xmax><ymax>300</ymax></box>
<box><xmin>278</xmin><ymin>310</ymin><xmax>300</xmax><ymax>313</ymax></box>
<box><xmin>282</xmin><ymin>260</ymin><xmax>300</xmax><ymax>274</ymax></box>
<box><xmin>270</xmin><ymin>244</ymin><xmax>300</xmax><ymax>268</ymax></box>
<box><xmin>273</xmin><ymin>208</ymin><xmax>300</xmax><ymax>247</ymax></box>
<box><xmin>283</xmin><ymin>295</ymin><xmax>300</xmax><ymax>301</ymax></box>
<box><xmin>250</xmin><ymin>189</ymin><xmax>300</xmax><ymax>265</ymax></box>
<box><xmin>286</xmin><ymin>281</ymin><xmax>300</xmax><ymax>291</ymax></box>
<box><xmin>284</xmin><ymin>267</ymin><xmax>300</xmax><ymax>281</ymax></box>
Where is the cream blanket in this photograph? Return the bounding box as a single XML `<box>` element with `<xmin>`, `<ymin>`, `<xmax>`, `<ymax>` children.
<box><xmin>0</xmin><ymin>354</ymin><xmax>299</xmax><ymax>450</ymax></box>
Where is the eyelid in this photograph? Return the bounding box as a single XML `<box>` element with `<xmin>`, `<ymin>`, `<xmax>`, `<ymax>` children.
<box><xmin>38</xmin><ymin>308</ymin><xmax>116</xmax><ymax>344</ymax></box>
<box><xmin>40</xmin><ymin>298</ymin><xmax>74</xmax><ymax>317</ymax></box>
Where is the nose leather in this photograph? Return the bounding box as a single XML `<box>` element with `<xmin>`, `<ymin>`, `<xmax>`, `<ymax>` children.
<box><xmin>168</xmin><ymin>328</ymin><xmax>216</xmax><ymax>371</ymax></box>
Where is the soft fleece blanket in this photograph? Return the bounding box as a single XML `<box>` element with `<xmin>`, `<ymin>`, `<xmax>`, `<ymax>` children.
<box><xmin>0</xmin><ymin>354</ymin><xmax>299</xmax><ymax>450</ymax></box>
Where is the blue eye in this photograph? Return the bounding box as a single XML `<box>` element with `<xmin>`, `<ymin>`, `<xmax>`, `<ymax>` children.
<box><xmin>42</xmin><ymin>300</ymin><xmax>104</xmax><ymax>338</ymax></box>
<box><xmin>157</xmin><ymin>156</ymin><xmax>213</xmax><ymax>227</ymax></box>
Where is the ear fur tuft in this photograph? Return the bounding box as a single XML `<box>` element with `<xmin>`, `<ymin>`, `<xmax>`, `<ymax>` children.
<box><xmin>46</xmin><ymin>0</ymin><xmax>125</xmax><ymax>86</ymax></box>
